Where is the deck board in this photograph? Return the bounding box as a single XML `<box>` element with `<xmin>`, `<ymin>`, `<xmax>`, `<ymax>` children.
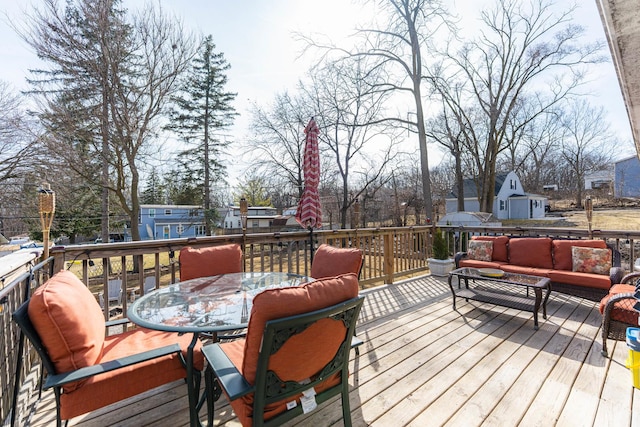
<box><xmin>23</xmin><ymin>275</ymin><xmax>639</xmax><ymax>427</ymax></box>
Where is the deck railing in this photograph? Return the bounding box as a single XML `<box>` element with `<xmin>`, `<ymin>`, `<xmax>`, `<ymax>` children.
<box><xmin>4</xmin><ymin>224</ymin><xmax>640</xmax><ymax>425</ymax></box>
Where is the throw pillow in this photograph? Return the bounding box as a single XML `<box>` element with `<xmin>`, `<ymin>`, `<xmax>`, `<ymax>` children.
<box><xmin>467</xmin><ymin>240</ymin><xmax>493</xmax><ymax>262</ymax></box>
<box><xmin>571</xmin><ymin>246</ymin><xmax>612</xmax><ymax>275</ymax></box>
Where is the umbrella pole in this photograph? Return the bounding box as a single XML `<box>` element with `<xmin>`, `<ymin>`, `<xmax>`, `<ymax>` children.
<box><xmin>309</xmin><ymin>227</ymin><xmax>315</xmax><ymax>264</ymax></box>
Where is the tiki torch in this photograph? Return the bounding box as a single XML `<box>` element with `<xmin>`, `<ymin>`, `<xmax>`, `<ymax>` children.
<box><xmin>38</xmin><ymin>183</ymin><xmax>56</xmax><ymax>259</ymax></box>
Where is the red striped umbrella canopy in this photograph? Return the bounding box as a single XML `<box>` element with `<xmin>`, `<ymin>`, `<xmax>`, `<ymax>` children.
<box><xmin>295</xmin><ymin>118</ymin><xmax>322</xmax><ymax>229</ymax></box>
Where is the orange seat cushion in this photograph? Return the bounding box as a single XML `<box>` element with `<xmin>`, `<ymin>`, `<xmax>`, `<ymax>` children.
<box><xmin>28</xmin><ymin>270</ymin><xmax>106</xmax><ymax>391</ymax></box>
<box><xmin>471</xmin><ymin>236</ymin><xmax>509</xmax><ymax>262</ymax></box>
<box><xmin>553</xmin><ymin>239</ymin><xmax>607</xmax><ymax>271</ymax></box>
<box><xmin>60</xmin><ymin>328</ymin><xmax>203</xmax><ymax>419</ymax></box>
<box><xmin>227</xmin><ymin>274</ymin><xmax>359</xmax><ymax>426</ymax></box>
<box><xmin>598</xmin><ymin>284</ymin><xmax>638</xmax><ymax>325</ymax></box>
<box><xmin>508</xmin><ymin>237</ymin><xmax>553</xmax><ymax>269</ymax></box>
<box><xmin>180</xmin><ymin>244</ymin><xmax>243</xmax><ymax>281</ymax></box>
<box><xmin>310</xmin><ymin>244</ymin><xmax>363</xmax><ymax>279</ymax></box>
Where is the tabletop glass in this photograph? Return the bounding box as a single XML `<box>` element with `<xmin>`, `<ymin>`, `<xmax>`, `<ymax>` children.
<box><xmin>127</xmin><ymin>272</ymin><xmax>311</xmax><ymax>333</ymax></box>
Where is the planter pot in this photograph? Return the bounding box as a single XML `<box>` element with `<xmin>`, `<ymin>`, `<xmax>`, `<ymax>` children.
<box><xmin>428</xmin><ymin>258</ymin><xmax>455</xmax><ymax>277</ymax></box>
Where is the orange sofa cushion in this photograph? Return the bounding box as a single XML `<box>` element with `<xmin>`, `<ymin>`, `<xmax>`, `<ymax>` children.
<box><xmin>180</xmin><ymin>244</ymin><xmax>243</xmax><ymax>281</ymax></box>
<box><xmin>548</xmin><ymin>270</ymin><xmax>612</xmax><ymax>290</ymax></box>
<box><xmin>310</xmin><ymin>244</ymin><xmax>363</xmax><ymax>279</ymax></box>
<box><xmin>552</xmin><ymin>239</ymin><xmax>607</xmax><ymax>271</ymax></box>
<box><xmin>228</xmin><ymin>274</ymin><xmax>359</xmax><ymax>425</ymax></box>
<box><xmin>471</xmin><ymin>236</ymin><xmax>509</xmax><ymax>262</ymax></box>
<box><xmin>508</xmin><ymin>237</ymin><xmax>553</xmax><ymax>269</ymax></box>
<box><xmin>28</xmin><ymin>270</ymin><xmax>106</xmax><ymax>391</ymax></box>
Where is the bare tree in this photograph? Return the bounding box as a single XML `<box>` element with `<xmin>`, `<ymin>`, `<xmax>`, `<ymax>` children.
<box><xmin>560</xmin><ymin>99</ymin><xmax>615</xmax><ymax>207</ymax></box>
<box><xmin>299</xmin><ymin>0</ymin><xmax>454</xmax><ymax>220</ymax></box>
<box><xmin>0</xmin><ymin>82</ymin><xmax>34</xmax><ymax>183</ymax></box>
<box><xmin>246</xmin><ymin>91</ymin><xmax>314</xmax><ymax>200</ymax></box>
<box><xmin>432</xmin><ymin>0</ymin><xmax>605</xmax><ymax>213</ymax></box>
<box><xmin>303</xmin><ymin>56</ymin><xmax>400</xmax><ymax>228</ymax></box>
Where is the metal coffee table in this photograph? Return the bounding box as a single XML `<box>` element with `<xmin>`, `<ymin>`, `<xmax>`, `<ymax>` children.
<box><xmin>448</xmin><ymin>267</ymin><xmax>552</xmax><ymax>329</ymax></box>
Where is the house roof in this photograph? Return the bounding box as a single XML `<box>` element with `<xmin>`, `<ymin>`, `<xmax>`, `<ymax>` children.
<box><xmin>448</xmin><ymin>173</ymin><xmax>510</xmax><ymax>198</ymax></box>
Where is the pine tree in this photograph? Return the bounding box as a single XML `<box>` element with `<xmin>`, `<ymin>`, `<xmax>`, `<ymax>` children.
<box><xmin>167</xmin><ymin>35</ymin><xmax>237</xmax><ymax>235</ymax></box>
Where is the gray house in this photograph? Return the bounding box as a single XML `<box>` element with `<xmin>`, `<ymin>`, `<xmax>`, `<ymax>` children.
<box><xmin>614</xmin><ymin>155</ymin><xmax>640</xmax><ymax>198</ymax></box>
<box><xmin>445</xmin><ymin>171</ymin><xmax>547</xmax><ymax>220</ymax></box>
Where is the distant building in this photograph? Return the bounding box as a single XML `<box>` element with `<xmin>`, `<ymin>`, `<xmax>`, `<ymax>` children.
<box><xmin>222</xmin><ymin>205</ymin><xmax>279</xmax><ymax>231</ymax></box>
<box><xmin>445</xmin><ymin>171</ymin><xmax>547</xmax><ymax>220</ymax></box>
<box><xmin>584</xmin><ymin>169</ymin><xmax>614</xmax><ymax>191</ymax></box>
<box><xmin>614</xmin><ymin>155</ymin><xmax>640</xmax><ymax>198</ymax></box>
<box><xmin>138</xmin><ymin>204</ymin><xmax>205</xmax><ymax>240</ymax></box>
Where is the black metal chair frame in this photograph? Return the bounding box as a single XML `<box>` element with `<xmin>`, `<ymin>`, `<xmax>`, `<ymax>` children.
<box><xmin>203</xmin><ymin>296</ymin><xmax>364</xmax><ymax>427</ymax></box>
<box><xmin>12</xmin><ymin>301</ymin><xmax>195</xmax><ymax>427</ymax></box>
<box><xmin>600</xmin><ymin>271</ymin><xmax>640</xmax><ymax>357</ymax></box>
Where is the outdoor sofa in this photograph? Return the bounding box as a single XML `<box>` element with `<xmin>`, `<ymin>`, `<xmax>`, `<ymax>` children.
<box><xmin>455</xmin><ymin>236</ymin><xmax>624</xmax><ymax>301</ymax></box>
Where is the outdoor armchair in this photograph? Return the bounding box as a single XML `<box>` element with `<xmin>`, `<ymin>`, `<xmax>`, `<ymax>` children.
<box><xmin>599</xmin><ymin>271</ymin><xmax>640</xmax><ymax>356</ymax></box>
<box><xmin>12</xmin><ymin>270</ymin><xmax>204</xmax><ymax>426</ymax></box>
<box><xmin>203</xmin><ymin>274</ymin><xmax>363</xmax><ymax>427</ymax></box>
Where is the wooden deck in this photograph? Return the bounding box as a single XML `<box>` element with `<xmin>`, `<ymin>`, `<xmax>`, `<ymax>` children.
<box><xmin>24</xmin><ymin>274</ymin><xmax>639</xmax><ymax>426</ymax></box>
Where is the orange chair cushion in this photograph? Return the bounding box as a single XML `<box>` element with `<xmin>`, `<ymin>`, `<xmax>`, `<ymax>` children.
<box><xmin>310</xmin><ymin>244</ymin><xmax>363</xmax><ymax>279</ymax></box>
<box><xmin>28</xmin><ymin>270</ymin><xmax>106</xmax><ymax>391</ymax></box>
<box><xmin>598</xmin><ymin>284</ymin><xmax>638</xmax><ymax>326</ymax></box>
<box><xmin>60</xmin><ymin>327</ymin><xmax>203</xmax><ymax>420</ymax></box>
<box><xmin>552</xmin><ymin>239</ymin><xmax>607</xmax><ymax>271</ymax></box>
<box><xmin>227</xmin><ymin>274</ymin><xmax>359</xmax><ymax>426</ymax></box>
<box><xmin>508</xmin><ymin>237</ymin><xmax>553</xmax><ymax>269</ymax></box>
<box><xmin>180</xmin><ymin>244</ymin><xmax>243</xmax><ymax>281</ymax></box>
<box><xmin>470</xmin><ymin>236</ymin><xmax>509</xmax><ymax>262</ymax></box>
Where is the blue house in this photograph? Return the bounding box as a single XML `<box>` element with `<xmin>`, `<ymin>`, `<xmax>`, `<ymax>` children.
<box><xmin>138</xmin><ymin>204</ymin><xmax>206</xmax><ymax>240</ymax></box>
<box><xmin>614</xmin><ymin>155</ymin><xmax>640</xmax><ymax>198</ymax></box>
<box><xmin>445</xmin><ymin>171</ymin><xmax>547</xmax><ymax>220</ymax></box>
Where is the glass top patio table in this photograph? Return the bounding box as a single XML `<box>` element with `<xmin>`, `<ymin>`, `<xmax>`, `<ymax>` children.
<box><xmin>127</xmin><ymin>272</ymin><xmax>312</xmax><ymax>334</ymax></box>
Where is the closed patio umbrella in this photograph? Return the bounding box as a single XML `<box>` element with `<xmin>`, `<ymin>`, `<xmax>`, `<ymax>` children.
<box><xmin>296</xmin><ymin>117</ymin><xmax>322</xmax><ymax>260</ymax></box>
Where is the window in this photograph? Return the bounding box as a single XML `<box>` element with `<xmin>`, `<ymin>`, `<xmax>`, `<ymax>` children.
<box><xmin>499</xmin><ymin>200</ymin><xmax>505</xmax><ymax>210</ymax></box>
<box><xmin>510</xmin><ymin>180</ymin><xmax>516</xmax><ymax>190</ymax></box>
<box><xmin>237</xmin><ymin>220</ymin><xmax>241</xmax><ymax>228</ymax></box>
<box><xmin>165</xmin><ymin>209</ymin><xmax>172</xmax><ymax>216</ymax></box>
<box><xmin>196</xmin><ymin>225</ymin><xmax>206</xmax><ymax>236</ymax></box>
<box><xmin>149</xmin><ymin>208</ymin><xmax>156</xmax><ymax>218</ymax></box>
<box><xmin>252</xmin><ymin>219</ymin><xmax>259</xmax><ymax>228</ymax></box>
<box><xmin>176</xmin><ymin>225</ymin><xmax>184</xmax><ymax>234</ymax></box>
<box><xmin>163</xmin><ymin>225</ymin><xmax>170</xmax><ymax>239</ymax></box>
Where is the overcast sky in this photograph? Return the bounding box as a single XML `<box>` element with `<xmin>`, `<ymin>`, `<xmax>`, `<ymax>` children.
<box><xmin>0</xmin><ymin>0</ymin><xmax>635</xmax><ymax>174</ymax></box>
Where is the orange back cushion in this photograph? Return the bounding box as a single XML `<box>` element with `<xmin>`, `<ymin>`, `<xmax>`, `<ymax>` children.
<box><xmin>471</xmin><ymin>236</ymin><xmax>509</xmax><ymax>262</ymax></box>
<box><xmin>552</xmin><ymin>239</ymin><xmax>607</xmax><ymax>271</ymax></box>
<box><xmin>310</xmin><ymin>244</ymin><xmax>363</xmax><ymax>279</ymax></box>
<box><xmin>179</xmin><ymin>244</ymin><xmax>243</xmax><ymax>281</ymax></box>
<box><xmin>242</xmin><ymin>273</ymin><xmax>359</xmax><ymax>384</ymax></box>
<box><xmin>508</xmin><ymin>237</ymin><xmax>553</xmax><ymax>269</ymax></box>
<box><xmin>28</xmin><ymin>270</ymin><xmax>106</xmax><ymax>388</ymax></box>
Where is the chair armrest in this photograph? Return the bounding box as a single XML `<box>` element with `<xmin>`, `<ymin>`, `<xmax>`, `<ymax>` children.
<box><xmin>454</xmin><ymin>252</ymin><xmax>467</xmax><ymax>268</ymax></box>
<box><xmin>43</xmin><ymin>343</ymin><xmax>182</xmax><ymax>389</ymax></box>
<box><xmin>610</xmin><ymin>267</ymin><xmax>625</xmax><ymax>285</ymax></box>
<box><xmin>620</xmin><ymin>271</ymin><xmax>640</xmax><ymax>285</ymax></box>
<box><xmin>202</xmin><ymin>343</ymin><xmax>253</xmax><ymax>401</ymax></box>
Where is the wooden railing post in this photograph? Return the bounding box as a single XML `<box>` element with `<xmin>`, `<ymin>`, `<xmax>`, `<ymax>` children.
<box><xmin>383</xmin><ymin>233</ymin><xmax>394</xmax><ymax>284</ymax></box>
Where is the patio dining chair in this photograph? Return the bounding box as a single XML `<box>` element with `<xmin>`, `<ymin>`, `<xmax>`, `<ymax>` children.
<box><xmin>310</xmin><ymin>244</ymin><xmax>365</xmax><ymax>353</ymax></box>
<box><xmin>12</xmin><ymin>270</ymin><xmax>204</xmax><ymax>426</ymax></box>
<box><xmin>180</xmin><ymin>243</ymin><xmax>245</xmax><ymax>341</ymax></box>
<box><xmin>179</xmin><ymin>243</ymin><xmax>243</xmax><ymax>281</ymax></box>
<box><xmin>203</xmin><ymin>274</ymin><xmax>363</xmax><ymax>427</ymax></box>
